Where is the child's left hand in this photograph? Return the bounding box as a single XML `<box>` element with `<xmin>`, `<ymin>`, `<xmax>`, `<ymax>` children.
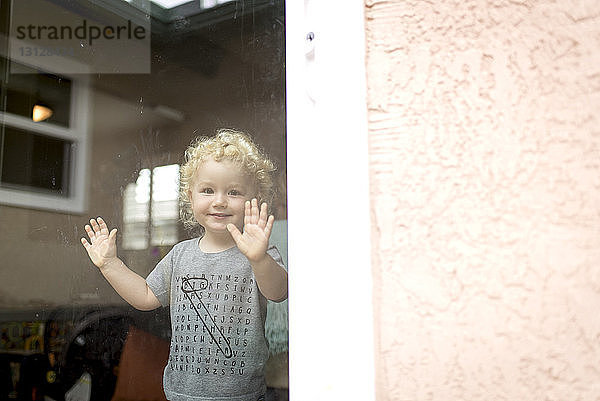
<box><xmin>227</xmin><ymin>198</ymin><xmax>274</xmax><ymax>263</ymax></box>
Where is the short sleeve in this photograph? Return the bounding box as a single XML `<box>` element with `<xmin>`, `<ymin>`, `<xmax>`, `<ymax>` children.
<box><xmin>146</xmin><ymin>248</ymin><xmax>174</xmax><ymax>307</ymax></box>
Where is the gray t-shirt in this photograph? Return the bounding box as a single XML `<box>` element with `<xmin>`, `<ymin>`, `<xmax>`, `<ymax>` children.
<box><xmin>146</xmin><ymin>238</ymin><xmax>284</xmax><ymax>401</ymax></box>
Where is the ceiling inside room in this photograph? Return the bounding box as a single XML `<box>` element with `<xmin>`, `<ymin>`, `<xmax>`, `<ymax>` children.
<box><xmin>86</xmin><ymin>0</ymin><xmax>285</xmax><ymax>127</ymax></box>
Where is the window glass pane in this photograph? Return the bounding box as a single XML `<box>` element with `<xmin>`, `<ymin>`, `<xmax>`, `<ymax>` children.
<box><xmin>3</xmin><ymin>60</ymin><xmax>72</xmax><ymax>127</ymax></box>
<box><xmin>151</xmin><ymin>164</ymin><xmax>179</xmax><ymax>246</ymax></box>
<box><xmin>152</xmin><ymin>164</ymin><xmax>178</xmax><ymax>202</ymax></box>
<box><xmin>0</xmin><ymin>126</ymin><xmax>71</xmax><ymax>194</ymax></box>
<box><xmin>123</xmin><ymin>165</ymin><xmax>180</xmax><ymax>248</ymax></box>
<box><xmin>122</xmin><ymin>171</ymin><xmax>150</xmax><ymax>250</ymax></box>
<box><xmin>0</xmin><ymin>0</ymin><xmax>287</xmax><ymax>399</ymax></box>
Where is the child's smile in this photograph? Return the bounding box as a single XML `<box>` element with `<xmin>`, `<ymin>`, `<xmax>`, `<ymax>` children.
<box><xmin>209</xmin><ymin>212</ymin><xmax>231</xmax><ymax>219</ymax></box>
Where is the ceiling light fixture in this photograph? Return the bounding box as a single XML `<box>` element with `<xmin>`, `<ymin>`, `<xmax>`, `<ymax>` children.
<box><xmin>32</xmin><ymin>104</ymin><xmax>53</xmax><ymax>122</ymax></box>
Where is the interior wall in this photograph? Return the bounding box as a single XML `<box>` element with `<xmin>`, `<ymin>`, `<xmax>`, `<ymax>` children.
<box><xmin>364</xmin><ymin>0</ymin><xmax>600</xmax><ymax>399</ymax></box>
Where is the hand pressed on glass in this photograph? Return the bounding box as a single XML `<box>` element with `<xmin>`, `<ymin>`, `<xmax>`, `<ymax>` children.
<box><xmin>227</xmin><ymin>198</ymin><xmax>275</xmax><ymax>263</ymax></box>
<box><xmin>80</xmin><ymin>216</ymin><xmax>160</xmax><ymax>311</ymax></box>
<box><xmin>81</xmin><ymin>217</ymin><xmax>118</xmax><ymax>270</ymax></box>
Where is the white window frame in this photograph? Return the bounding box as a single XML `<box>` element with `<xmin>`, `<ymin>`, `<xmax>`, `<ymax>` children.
<box><xmin>285</xmin><ymin>2</ymin><xmax>376</xmax><ymax>400</ymax></box>
<box><xmin>0</xmin><ymin>38</ymin><xmax>91</xmax><ymax>214</ymax></box>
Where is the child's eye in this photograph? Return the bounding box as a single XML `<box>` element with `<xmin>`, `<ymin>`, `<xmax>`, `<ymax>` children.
<box><xmin>200</xmin><ymin>188</ymin><xmax>214</xmax><ymax>194</ymax></box>
<box><xmin>228</xmin><ymin>189</ymin><xmax>242</xmax><ymax>196</ymax></box>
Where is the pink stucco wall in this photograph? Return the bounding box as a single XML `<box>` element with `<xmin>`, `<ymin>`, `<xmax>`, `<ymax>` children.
<box><xmin>364</xmin><ymin>0</ymin><xmax>600</xmax><ymax>399</ymax></box>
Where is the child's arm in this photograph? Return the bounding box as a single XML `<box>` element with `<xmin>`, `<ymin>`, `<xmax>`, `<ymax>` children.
<box><xmin>227</xmin><ymin>199</ymin><xmax>288</xmax><ymax>302</ymax></box>
<box><xmin>81</xmin><ymin>217</ymin><xmax>161</xmax><ymax>311</ymax></box>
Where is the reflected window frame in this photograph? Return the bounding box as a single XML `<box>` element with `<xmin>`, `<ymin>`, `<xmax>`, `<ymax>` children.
<box><xmin>0</xmin><ymin>43</ymin><xmax>91</xmax><ymax>213</ymax></box>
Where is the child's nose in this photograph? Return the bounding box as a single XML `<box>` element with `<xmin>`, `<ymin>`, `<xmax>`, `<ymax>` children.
<box><xmin>213</xmin><ymin>193</ymin><xmax>227</xmax><ymax>207</ymax></box>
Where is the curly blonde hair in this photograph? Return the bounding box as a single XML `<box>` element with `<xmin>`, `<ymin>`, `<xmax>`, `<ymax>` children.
<box><xmin>179</xmin><ymin>128</ymin><xmax>276</xmax><ymax>232</ymax></box>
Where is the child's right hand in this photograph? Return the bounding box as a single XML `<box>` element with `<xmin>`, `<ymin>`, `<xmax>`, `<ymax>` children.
<box><xmin>81</xmin><ymin>217</ymin><xmax>118</xmax><ymax>269</ymax></box>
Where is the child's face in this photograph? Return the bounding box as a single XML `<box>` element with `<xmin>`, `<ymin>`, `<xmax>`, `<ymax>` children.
<box><xmin>188</xmin><ymin>158</ymin><xmax>254</xmax><ymax>236</ymax></box>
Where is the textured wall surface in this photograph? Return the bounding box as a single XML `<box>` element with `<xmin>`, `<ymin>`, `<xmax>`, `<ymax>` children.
<box><xmin>364</xmin><ymin>0</ymin><xmax>600</xmax><ymax>399</ymax></box>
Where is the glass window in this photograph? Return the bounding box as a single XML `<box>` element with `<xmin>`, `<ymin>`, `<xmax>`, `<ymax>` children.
<box><xmin>150</xmin><ymin>164</ymin><xmax>179</xmax><ymax>246</ymax></box>
<box><xmin>122</xmin><ymin>164</ymin><xmax>179</xmax><ymax>249</ymax></box>
<box><xmin>0</xmin><ymin>52</ymin><xmax>90</xmax><ymax>213</ymax></box>
<box><xmin>0</xmin><ymin>126</ymin><xmax>72</xmax><ymax>195</ymax></box>
<box><xmin>0</xmin><ymin>0</ymin><xmax>287</xmax><ymax>400</ymax></box>
<box><xmin>3</xmin><ymin>60</ymin><xmax>72</xmax><ymax>127</ymax></box>
<box><xmin>122</xmin><ymin>169</ymin><xmax>151</xmax><ymax>250</ymax></box>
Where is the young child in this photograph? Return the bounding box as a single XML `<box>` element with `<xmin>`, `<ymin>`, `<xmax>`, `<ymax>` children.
<box><xmin>81</xmin><ymin>129</ymin><xmax>288</xmax><ymax>401</ymax></box>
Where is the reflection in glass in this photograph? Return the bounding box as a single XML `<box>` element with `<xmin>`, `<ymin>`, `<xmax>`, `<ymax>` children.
<box><xmin>3</xmin><ymin>60</ymin><xmax>72</xmax><ymax>127</ymax></box>
<box><xmin>0</xmin><ymin>0</ymin><xmax>287</xmax><ymax>399</ymax></box>
<box><xmin>151</xmin><ymin>164</ymin><xmax>179</xmax><ymax>246</ymax></box>
<box><xmin>122</xmin><ymin>165</ymin><xmax>180</xmax><ymax>249</ymax></box>
<box><xmin>0</xmin><ymin>126</ymin><xmax>72</xmax><ymax>195</ymax></box>
<box><xmin>122</xmin><ymin>169</ymin><xmax>151</xmax><ymax>250</ymax></box>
